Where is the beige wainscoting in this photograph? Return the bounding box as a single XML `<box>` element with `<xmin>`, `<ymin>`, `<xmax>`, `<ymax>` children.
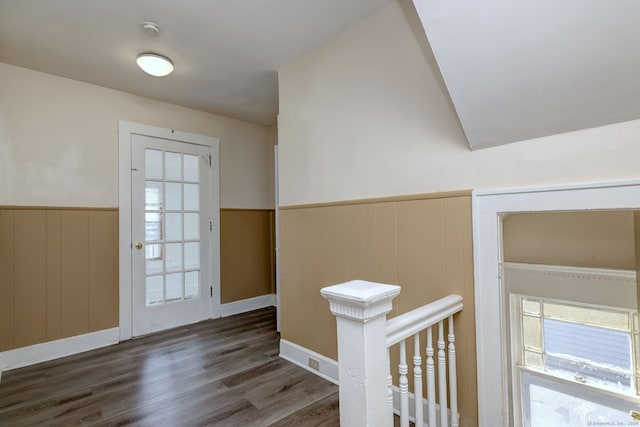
<box><xmin>220</xmin><ymin>209</ymin><xmax>275</xmax><ymax>304</ymax></box>
<box><xmin>0</xmin><ymin>207</ymin><xmax>118</xmax><ymax>352</ymax></box>
<box><xmin>503</xmin><ymin>210</ymin><xmax>636</xmax><ymax>270</ymax></box>
<box><xmin>280</xmin><ymin>191</ymin><xmax>477</xmax><ymax>427</ymax></box>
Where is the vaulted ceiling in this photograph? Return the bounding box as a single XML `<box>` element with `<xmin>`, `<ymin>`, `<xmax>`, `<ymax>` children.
<box><xmin>414</xmin><ymin>0</ymin><xmax>640</xmax><ymax>149</ymax></box>
<box><xmin>1</xmin><ymin>0</ymin><xmax>639</xmax><ymax>149</ymax></box>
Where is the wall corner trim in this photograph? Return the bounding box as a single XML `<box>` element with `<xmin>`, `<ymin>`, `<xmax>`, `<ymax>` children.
<box><xmin>220</xmin><ymin>294</ymin><xmax>276</xmax><ymax>317</ymax></box>
<box><xmin>279</xmin><ymin>339</ymin><xmax>339</xmax><ymax>385</ymax></box>
<box><xmin>0</xmin><ymin>327</ymin><xmax>120</xmax><ymax>372</ymax></box>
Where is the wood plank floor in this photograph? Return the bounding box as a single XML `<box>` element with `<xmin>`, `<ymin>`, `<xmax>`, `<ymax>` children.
<box><xmin>0</xmin><ymin>308</ymin><xmax>340</xmax><ymax>426</ymax></box>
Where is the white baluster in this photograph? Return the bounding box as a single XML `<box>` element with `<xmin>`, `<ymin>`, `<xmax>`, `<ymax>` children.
<box><xmin>399</xmin><ymin>340</ymin><xmax>409</xmax><ymax>427</ymax></box>
<box><xmin>438</xmin><ymin>321</ymin><xmax>448</xmax><ymax>427</ymax></box>
<box><xmin>448</xmin><ymin>316</ymin><xmax>459</xmax><ymax>427</ymax></box>
<box><xmin>413</xmin><ymin>333</ymin><xmax>424</xmax><ymax>427</ymax></box>
<box><xmin>388</xmin><ymin>347</ymin><xmax>394</xmax><ymax>426</ymax></box>
<box><xmin>426</xmin><ymin>327</ymin><xmax>436</xmax><ymax>427</ymax></box>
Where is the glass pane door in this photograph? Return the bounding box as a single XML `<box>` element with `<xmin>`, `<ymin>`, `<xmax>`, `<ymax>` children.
<box><xmin>144</xmin><ymin>149</ymin><xmax>202</xmax><ymax>306</ymax></box>
<box><xmin>131</xmin><ymin>133</ymin><xmax>213</xmax><ymax>336</ymax></box>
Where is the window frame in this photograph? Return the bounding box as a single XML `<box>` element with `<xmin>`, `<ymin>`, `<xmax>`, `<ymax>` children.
<box><xmin>509</xmin><ymin>291</ymin><xmax>639</xmax><ymax>425</ymax></box>
<box><xmin>472</xmin><ymin>180</ymin><xmax>640</xmax><ymax>427</ymax></box>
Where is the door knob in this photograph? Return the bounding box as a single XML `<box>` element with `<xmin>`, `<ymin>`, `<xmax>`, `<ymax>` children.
<box><xmin>135</xmin><ymin>242</ymin><xmax>143</xmax><ymax>250</ymax></box>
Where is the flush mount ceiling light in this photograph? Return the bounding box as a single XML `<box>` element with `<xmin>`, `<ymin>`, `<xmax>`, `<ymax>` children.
<box><xmin>136</xmin><ymin>53</ymin><xmax>174</xmax><ymax>77</ymax></box>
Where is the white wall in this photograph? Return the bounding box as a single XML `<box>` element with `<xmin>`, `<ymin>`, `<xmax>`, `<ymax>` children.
<box><xmin>277</xmin><ymin>0</ymin><xmax>640</xmax><ymax>206</ymax></box>
<box><xmin>0</xmin><ymin>63</ymin><xmax>272</xmax><ymax>209</ymax></box>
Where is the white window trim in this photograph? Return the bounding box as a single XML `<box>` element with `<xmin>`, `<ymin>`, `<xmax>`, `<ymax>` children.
<box><xmin>118</xmin><ymin>121</ymin><xmax>221</xmax><ymax>341</ymax></box>
<box><xmin>504</xmin><ymin>262</ymin><xmax>637</xmax><ymax>310</ymax></box>
<box><xmin>509</xmin><ymin>291</ymin><xmax>639</xmax><ymax>425</ymax></box>
<box><xmin>472</xmin><ymin>179</ymin><xmax>640</xmax><ymax>427</ymax></box>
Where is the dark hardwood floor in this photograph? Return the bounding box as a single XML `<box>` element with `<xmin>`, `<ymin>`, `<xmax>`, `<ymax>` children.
<box><xmin>0</xmin><ymin>308</ymin><xmax>339</xmax><ymax>426</ymax></box>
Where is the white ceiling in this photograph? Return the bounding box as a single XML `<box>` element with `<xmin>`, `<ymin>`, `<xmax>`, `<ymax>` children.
<box><xmin>415</xmin><ymin>0</ymin><xmax>640</xmax><ymax>149</ymax></box>
<box><xmin>0</xmin><ymin>0</ymin><xmax>391</xmax><ymax>125</ymax></box>
<box><xmin>3</xmin><ymin>0</ymin><xmax>638</xmax><ymax>148</ymax></box>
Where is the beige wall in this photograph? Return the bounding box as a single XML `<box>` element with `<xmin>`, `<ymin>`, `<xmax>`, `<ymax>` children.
<box><xmin>0</xmin><ymin>62</ymin><xmax>276</xmax><ymax>350</ymax></box>
<box><xmin>267</xmin><ymin>124</ymin><xmax>278</xmax><ymax>210</ymax></box>
<box><xmin>0</xmin><ymin>62</ymin><xmax>272</xmax><ymax>209</ymax></box>
<box><xmin>0</xmin><ymin>204</ymin><xmax>278</xmax><ymax>351</ymax></box>
<box><xmin>280</xmin><ymin>193</ymin><xmax>476</xmax><ymax>427</ymax></box>
<box><xmin>220</xmin><ymin>209</ymin><xmax>275</xmax><ymax>303</ymax></box>
<box><xmin>503</xmin><ymin>211</ymin><xmax>636</xmax><ymax>270</ymax></box>
<box><xmin>267</xmin><ymin>125</ymin><xmax>278</xmax><ymax>146</ymax></box>
<box><xmin>0</xmin><ymin>207</ymin><xmax>118</xmax><ymax>351</ymax></box>
<box><xmin>277</xmin><ymin>0</ymin><xmax>640</xmax><ymax>207</ymax></box>
<box><xmin>276</xmin><ymin>1</ymin><xmax>640</xmax><ymax>426</ymax></box>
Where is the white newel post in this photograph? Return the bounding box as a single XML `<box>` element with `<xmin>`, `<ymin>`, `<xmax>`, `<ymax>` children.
<box><xmin>321</xmin><ymin>280</ymin><xmax>401</xmax><ymax>427</ymax></box>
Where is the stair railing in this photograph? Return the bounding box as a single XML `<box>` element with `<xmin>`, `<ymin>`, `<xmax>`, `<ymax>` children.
<box><xmin>322</xmin><ymin>280</ymin><xmax>463</xmax><ymax>427</ymax></box>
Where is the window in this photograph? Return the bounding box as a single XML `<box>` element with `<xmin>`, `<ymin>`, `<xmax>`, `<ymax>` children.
<box><xmin>511</xmin><ymin>295</ymin><xmax>640</xmax><ymax>426</ymax></box>
<box><xmin>473</xmin><ymin>183</ymin><xmax>640</xmax><ymax>426</ymax></box>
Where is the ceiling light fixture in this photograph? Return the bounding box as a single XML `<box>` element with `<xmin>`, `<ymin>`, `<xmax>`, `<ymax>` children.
<box><xmin>136</xmin><ymin>53</ymin><xmax>174</xmax><ymax>77</ymax></box>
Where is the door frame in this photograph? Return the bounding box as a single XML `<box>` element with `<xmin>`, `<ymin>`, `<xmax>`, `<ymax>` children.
<box><xmin>118</xmin><ymin>121</ymin><xmax>221</xmax><ymax>341</ymax></box>
<box><xmin>472</xmin><ymin>179</ymin><xmax>640</xmax><ymax>427</ymax></box>
<box><xmin>274</xmin><ymin>145</ymin><xmax>281</xmax><ymax>331</ymax></box>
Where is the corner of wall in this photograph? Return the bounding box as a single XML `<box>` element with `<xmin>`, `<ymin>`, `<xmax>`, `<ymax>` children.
<box><xmin>220</xmin><ymin>294</ymin><xmax>276</xmax><ymax>317</ymax></box>
<box><xmin>279</xmin><ymin>339</ymin><xmax>339</xmax><ymax>385</ymax></box>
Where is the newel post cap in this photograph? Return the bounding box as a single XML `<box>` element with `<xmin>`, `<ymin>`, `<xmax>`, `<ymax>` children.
<box><xmin>321</xmin><ymin>280</ymin><xmax>401</xmax><ymax>322</ymax></box>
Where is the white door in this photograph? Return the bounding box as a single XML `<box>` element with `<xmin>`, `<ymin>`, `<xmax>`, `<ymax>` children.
<box><xmin>131</xmin><ymin>134</ymin><xmax>215</xmax><ymax>336</ymax></box>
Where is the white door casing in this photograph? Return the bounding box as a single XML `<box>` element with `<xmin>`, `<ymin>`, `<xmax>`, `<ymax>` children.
<box><xmin>274</xmin><ymin>145</ymin><xmax>281</xmax><ymax>332</ymax></box>
<box><xmin>119</xmin><ymin>121</ymin><xmax>220</xmax><ymax>340</ymax></box>
<box><xmin>472</xmin><ymin>180</ymin><xmax>640</xmax><ymax>427</ymax></box>
<box><xmin>131</xmin><ymin>135</ymin><xmax>210</xmax><ymax>336</ymax></box>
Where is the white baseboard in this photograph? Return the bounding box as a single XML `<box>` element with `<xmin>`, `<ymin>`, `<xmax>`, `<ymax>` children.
<box><xmin>0</xmin><ymin>327</ymin><xmax>120</xmax><ymax>373</ymax></box>
<box><xmin>279</xmin><ymin>339</ymin><xmax>339</xmax><ymax>385</ymax></box>
<box><xmin>220</xmin><ymin>293</ymin><xmax>276</xmax><ymax>317</ymax></box>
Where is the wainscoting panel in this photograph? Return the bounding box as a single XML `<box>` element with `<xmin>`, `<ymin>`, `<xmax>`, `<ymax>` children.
<box><xmin>14</xmin><ymin>210</ymin><xmax>47</xmax><ymax>348</ymax></box>
<box><xmin>0</xmin><ymin>210</ymin><xmax>15</xmax><ymax>351</ymax></box>
<box><xmin>279</xmin><ymin>191</ymin><xmax>477</xmax><ymax>426</ymax></box>
<box><xmin>0</xmin><ymin>207</ymin><xmax>118</xmax><ymax>352</ymax></box>
<box><xmin>60</xmin><ymin>211</ymin><xmax>90</xmax><ymax>339</ymax></box>
<box><xmin>88</xmin><ymin>211</ymin><xmax>119</xmax><ymax>332</ymax></box>
<box><xmin>220</xmin><ymin>209</ymin><xmax>275</xmax><ymax>304</ymax></box>
<box><xmin>46</xmin><ymin>211</ymin><xmax>62</xmax><ymax>341</ymax></box>
<box><xmin>503</xmin><ymin>210</ymin><xmax>635</xmax><ymax>270</ymax></box>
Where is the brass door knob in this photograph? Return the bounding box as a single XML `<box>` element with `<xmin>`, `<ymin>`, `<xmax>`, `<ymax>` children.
<box><xmin>135</xmin><ymin>242</ymin><xmax>143</xmax><ymax>250</ymax></box>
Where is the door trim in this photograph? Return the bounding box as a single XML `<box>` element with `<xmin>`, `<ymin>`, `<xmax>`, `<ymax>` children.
<box><xmin>472</xmin><ymin>179</ymin><xmax>640</xmax><ymax>427</ymax></box>
<box><xmin>274</xmin><ymin>145</ymin><xmax>281</xmax><ymax>331</ymax></box>
<box><xmin>118</xmin><ymin>121</ymin><xmax>220</xmax><ymax>341</ymax></box>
